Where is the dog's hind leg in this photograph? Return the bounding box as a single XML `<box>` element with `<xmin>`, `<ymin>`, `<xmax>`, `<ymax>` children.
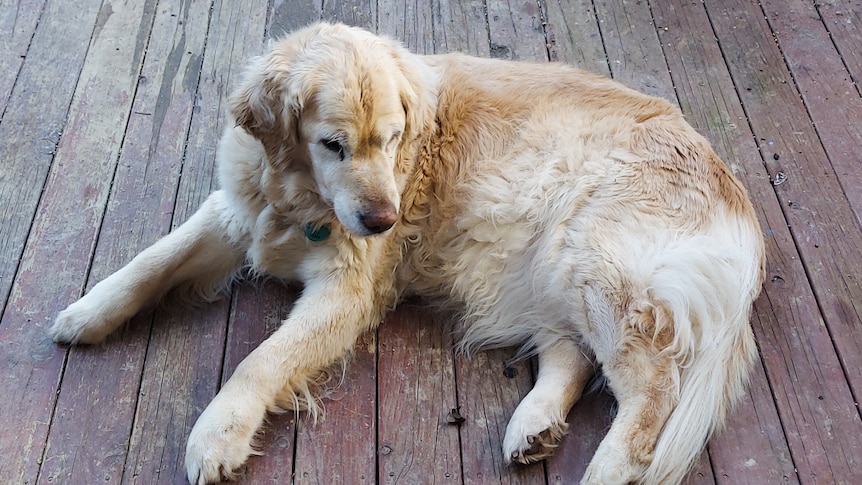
<box><xmin>51</xmin><ymin>190</ymin><xmax>246</xmax><ymax>344</ymax></box>
<box><xmin>503</xmin><ymin>338</ymin><xmax>594</xmax><ymax>464</ymax></box>
<box><xmin>581</xmin><ymin>310</ymin><xmax>679</xmax><ymax>485</ymax></box>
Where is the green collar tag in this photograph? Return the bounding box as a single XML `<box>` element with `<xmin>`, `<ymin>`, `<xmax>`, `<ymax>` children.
<box><xmin>304</xmin><ymin>223</ymin><xmax>331</xmax><ymax>242</ymax></box>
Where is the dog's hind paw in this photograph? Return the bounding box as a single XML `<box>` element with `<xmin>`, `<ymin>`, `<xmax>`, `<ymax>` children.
<box><xmin>504</xmin><ymin>426</ymin><xmax>566</xmax><ymax>464</ymax></box>
<box><xmin>503</xmin><ymin>407</ymin><xmax>568</xmax><ymax>464</ymax></box>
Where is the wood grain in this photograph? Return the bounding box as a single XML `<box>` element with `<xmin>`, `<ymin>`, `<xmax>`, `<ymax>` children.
<box><xmin>486</xmin><ymin>0</ymin><xmax>548</xmax><ymax>61</ymax></box>
<box><xmin>434</xmin><ymin>0</ymin><xmax>490</xmax><ymax>56</ymax></box>
<box><xmin>293</xmin><ymin>328</ymin><xmax>377</xmax><ymax>484</ymax></box>
<box><xmin>377</xmin><ymin>305</ymin><xmax>461</xmax><ymax>484</ymax></box>
<box><xmin>2</xmin><ymin>1</ymin><xmax>862</xmax><ymax>483</ymax></box>
<box><xmin>817</xmin><ymin>0</ymin><xmax>862</xmax><ymax>100</ymax></box>
<box><xmin>0</xmin><ymin>0</ymin><xmax>102</xmax><ymax>313</ymax></box>
<box><xmin>592</xmin><ymin>1</ymin><xmax>792</xmax><ymax>482</ymax></box>
<box><xmin>0</xmin><ymin>0</ymin><xmax>150</xmax><ymax>482</ymax></box>
<box><xmin>218</xmin><ymin>282</ymin><xmax>300</xmax><ymax>483</ymax></box>
<box><xmin>457</xmin><ymin>350</ymin><xmax>544</xmax><ymax>485</ymax></box>
<box><xmin>0</xmin><ymin>0</ymin><xmax>47</xmax><ymax>115</ymax></box>
<box><xmin>593</xmin><ymin>0</ymin><xmax>675</xmax><ymax>101</ymax></box>
<box><xmin>747</xmin><ymin>0</ymin><xmax>862</xmax><ymax>395</ymax></box>
<box><xmin>268</xmin><ymin>0</ymin><xmax>321</xmax><ymax>38</ymax></box>
<box><xmin>378</xmin><ymin>0</ymin><xmax>435</xmax><ymax>54</ymax></box>
<box><xmin>38</xmin><ymin>1</ymin><xmax>211</xmax><ymax>482</ymax></box>
<box><xmin>541</xmin><ymin>0</ymin><xmax>607</xmax><ymax>72</ymax></box>
<box><xmin>122</xmin><ymin>0</ymin><xmax>269</xmax><ymax>482</ymax></box>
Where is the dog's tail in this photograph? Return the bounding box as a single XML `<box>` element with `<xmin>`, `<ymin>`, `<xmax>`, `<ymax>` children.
<box><xmin>636</xmin><ymin>226</ymin><xmax>763</xmax><ymax>484</ymax></box>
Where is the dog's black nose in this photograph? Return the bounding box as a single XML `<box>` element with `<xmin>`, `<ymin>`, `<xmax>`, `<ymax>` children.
<box><xmin>359</xmin><ymin>205</ymin><xmax>398</xmax><ymax>234</ymax></box>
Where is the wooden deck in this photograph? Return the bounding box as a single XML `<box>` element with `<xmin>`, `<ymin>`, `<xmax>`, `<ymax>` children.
<box><xmin>1</xmin><ymin>0</ymin><xmax>861</xmax><ymax>483</ymax></box>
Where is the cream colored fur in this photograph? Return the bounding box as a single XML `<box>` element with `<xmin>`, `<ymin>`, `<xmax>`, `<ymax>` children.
<box><xmin>51</xmin><ymin>23</ymin><xmax>765</xmax><ymax>485</ymax></box>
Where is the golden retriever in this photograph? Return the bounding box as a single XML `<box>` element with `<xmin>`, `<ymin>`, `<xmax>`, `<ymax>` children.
<box><xmin>51</xmin><ymin>22</ymin><xmax>765</xmax><ymax>485</ymax></box>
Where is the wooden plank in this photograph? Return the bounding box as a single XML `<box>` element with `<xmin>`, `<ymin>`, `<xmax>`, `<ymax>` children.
<box><xmin>539</xmin><ymin>3</ymin><xmax>692</xmax><ymax>483</ymax></box>
<box><xmin>322</xmin><ymin>0</ymin><xmax>375</xmax><ymax>28</ymax></box>
<box><xmin>38</xmin><ymin>0</ymin><xmax>209</xmax><ymax>481</ymax></box>
<box><xmin>174</xmin><ymin>0</ymin><xmax>267</xmax><ymax>217</ymax></box>
<box><xmin>378</xmin><ymin>0</ymin><xmax>435</xmax><ymax>54</ymax></box>
<box><xmin>703</xmin><ymin>0</ymin><xmax>862</xmax><ymax>479</ymax></box>
<box><xmin>593</xmin><ymin>0</ymin><xmax>675</xmax><ymax>101</ymax></box>
<box><xmin>0</xmin><ymin>0</ymin><xmax>151</xmax><ymax>482</ymax></box>
<box><xmin>121</xmin><ymin>0</ymin><xmax>269</xmax><ymax>482</ymax></box>
<box><xmin>549</xmin><ymin>390</ymin><xmax>714</xmax><ymax>484</ymax></box>
<box><xmin>817</xmin><ymin>1</ymin><xmax>862</xmax><ymax>105</ymax></box>
<box><xmin>0</xmin><ymin>0</ymin><xmax>47</xmax><ymax>116</ymax></box>
<box><xmin>545</xmin><ymin>390</ymin><xmax>614</xmax><ymax>484</ymax></box>
<box><xmin>653</xmin><ymin>1</ymin><xmax>862</xmax><ymax>482</ymax></box>
<box><xmin>124</xmin><ymin>303</ymin><xmax>232</xmax><ymax>485</ymax></box>
<box><xmin>434</xmin><ymin>0</ymin><xmax>490</xmax><ymax>55</ymax></box>
<box><xmin>531</xmin><ymin>2</ymin><xmax>614</xmax><ymax>480</ymax></box>
<box><xmin>294</xmin><ymin>329</ymin><xmax>377</xmax><ymax>484</ymax></box>
<box><xmin>211</xmin><ymin>282</ymin><xmax>300</xmax><ymax>483</ymax></box>
<box><xmin>749</xmin><ymin>0</ymin><xmax>862</xmax><ymax>393</ymax></box>
<box><xmin>375</xmin><ymin>7</ymin><xmax>462</xmax><ymax>484</ymax></box>
<box><xmin>267</xmin><ymin>0</ymin><xmax>320</xmax><ymax>38</ymax></box>
<box><xmin>465</xmin><ymin>9</ymin><xmax>550</xmax><ymax>483</ymax></box>
<box><xmin>708</xmin><ymin>356</ymin><xmax>798</xmax><ymax>484</ymax></box>
<box><xmin>457</xmin><ymin>350</ymin><xmax>544</xmax><ymax>485</ymax></box>
<box><xmin>0</xmin><ymin>0</ymin><xmax>100</xmax><ymax>316</ymax></box>
<box><xmin>377</xmin><ymin>305</ymin><xmax>460</xmax><ymax>484</ymax></box>
<box><xmin>486</xmin><ymin>0</ymin><xmax>548</xmax><ymax>61</ymax></box>
<box><xmin>540</xmin><ymin>0</ymin><xmax>607</xmax><ymax>72</ymax></box>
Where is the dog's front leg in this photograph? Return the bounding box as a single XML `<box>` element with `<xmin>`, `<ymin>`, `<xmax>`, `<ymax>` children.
<box><xmin>51</xmin><ymin>191</ymin><xmax>246</xmax><ymax>344</ymax></box>
<box><xmin>184</xmin><ymin>278</ymin><xmax>384</xmax><ymax>485</ymax></box>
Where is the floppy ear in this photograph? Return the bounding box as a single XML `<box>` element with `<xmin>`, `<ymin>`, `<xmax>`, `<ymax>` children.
<box><xmin>391</xmin><ymin>47</ymin><xmax>435</xmax><ymax>143</ymax></box>
<box><xmin>229</xmin><ymin>50</ymin><xmax>303</xmax><ymax>145</ymax></box>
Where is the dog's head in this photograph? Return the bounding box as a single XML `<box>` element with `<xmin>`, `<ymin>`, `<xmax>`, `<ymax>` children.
<box><xmin>229</xmin><ymin>23</ymin><xmax>434</xmax><ymax>236</ymax></box>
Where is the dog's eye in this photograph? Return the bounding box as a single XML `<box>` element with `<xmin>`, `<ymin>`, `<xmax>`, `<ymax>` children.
<box><xmin>320</xmin><ymin>138</ymin><xmax>345</xmax><ymax>161</ymax></box>
<box><xmin>389</xmin><ymin>132</ymin><xmax>403</xmax><ymax>146</ymax></box>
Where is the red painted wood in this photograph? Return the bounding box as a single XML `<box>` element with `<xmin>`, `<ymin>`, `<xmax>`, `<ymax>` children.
<box><xmin>546</xmin><ymin>390</ymin><xmax>615</xmax><ymax>483</ymax></box>
<box><xmin>294</xmin><ymin>328</ymin><xmax>377</xmax><ymax>484</ymax></box>
<box><xmin>817</xmin><ymin>0</ymin><xmax>862</xmax><ymax>102</ymax></box>
<box><xmin>457</xmin><ymin>349</ymin><xmax>544</xmax><ymax>485</ymax></box>
<box><xmin>0</xmin><ymin>0</ymin><xmax>46</xmax><ymax>115</ymax></box>
<box><xmin>38</xmin><ymin>2</ymin><xmax>212</xmax><ymax>482</ymax></box>
<box><xmin>0</xmin><ymin>0</ymin><xmax>147</xmax><ymax>482</ymax></box>
<box><xmin>750</xmin><ymin>0</ymin><xmax>862</xmax><ymax>398</ymax></box>
<box><xmin>2</xmin><ymin>1</ymin><xmax>861</xmax><ymax>483</ymax></box>
<box><xmin>594</xmin><ymin>0</ymin><xmax>792</xmax><ymax>482</ymax></box>
<box><xmin>219</xmin><ymin>282</ymin><xmax>300</xmax><ymax>483</ymax></box>
<box><xmin>377</xmin><ymin>305</ymin><xmax>461</xmax><ymax>483</ymax></box>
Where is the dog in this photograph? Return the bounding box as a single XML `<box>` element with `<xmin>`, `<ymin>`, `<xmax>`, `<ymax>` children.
<box><xmin>51</xmin><ymin>22</ymin><xmax>765</xmax><ymax>484</ymax></box>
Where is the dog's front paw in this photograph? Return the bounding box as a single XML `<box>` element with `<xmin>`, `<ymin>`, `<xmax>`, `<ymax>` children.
<box><xmin>503</xmin><ymin>404</ymin><xmax>568</xmax><ymax>464</ymax></box>
<box><xmin>50</xmin><ymin>297</ymin><xmax>118</xmax><ymax>344</ymax></box>
<box><xmin>185</xmin><ymin>392</ymin><xmax>266</xmax><ymax>484</ymax></box>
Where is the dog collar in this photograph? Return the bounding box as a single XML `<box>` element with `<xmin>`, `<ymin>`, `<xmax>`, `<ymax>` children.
<box><xmin>304</xmin><ymin>223</ymin><xmax>331</xmax><ymax>242</ymax></box>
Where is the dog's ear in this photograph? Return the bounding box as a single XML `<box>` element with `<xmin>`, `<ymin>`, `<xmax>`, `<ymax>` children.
<box><xmin>229</xmin><ymin>50</ymin><xmax>303</xmax><ymax>144</ymax></box>
<box><xmin>391</xmin><ymin>48</ymin><xmax>435</xmax><ymax>143</ymax></box>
